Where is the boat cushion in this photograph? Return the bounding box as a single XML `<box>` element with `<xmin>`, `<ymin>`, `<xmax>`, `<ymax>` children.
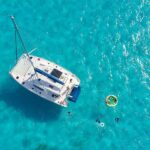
<box><xmin>68</xmin><ymin>86</ymin><xmax>80</xmax><ymax>102</ymax></box>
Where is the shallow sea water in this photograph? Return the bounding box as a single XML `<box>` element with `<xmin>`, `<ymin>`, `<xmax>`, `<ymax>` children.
<box><xmin>0</xmin><ymin>0</ymin><xmax>150</xmax><ymax>150</ymax></box>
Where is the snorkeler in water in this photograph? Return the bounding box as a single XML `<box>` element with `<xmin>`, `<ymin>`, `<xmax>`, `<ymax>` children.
<box><xmin>96</xmin><ymin>119</ymin><xmax>105</xmax><ymax>127</ymax></box>
<box><xmin>96</xmin><ymin>118</ymin><xmax>101</xmax><ymax>123</ymax></box>
<box><xmin>67</xmin><ymin>111</ymin><xmax>72</xmax><ymax>116</ymax></box>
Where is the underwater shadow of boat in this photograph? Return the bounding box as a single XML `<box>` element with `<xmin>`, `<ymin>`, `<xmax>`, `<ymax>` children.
<box><xmin>0</xmin><ymin>77</ymin><xmax>62</xmax><ymax>122</ymax></box>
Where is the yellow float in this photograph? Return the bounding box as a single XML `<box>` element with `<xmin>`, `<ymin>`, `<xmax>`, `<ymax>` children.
<box><xmin>106</xmin><ymin>95</ymin><xmax>118</xmax><ymax>107</ymax></box>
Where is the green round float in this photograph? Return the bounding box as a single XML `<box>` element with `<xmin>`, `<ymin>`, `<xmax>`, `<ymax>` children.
<box><xmin>106</xmin><ymin>95</ymin><xmax>118</xmax><ymax>107</ymax></box>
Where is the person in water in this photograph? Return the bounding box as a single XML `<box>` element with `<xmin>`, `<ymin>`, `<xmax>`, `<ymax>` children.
<box><xmin>68</xmin><ymin>111</ymin><xmax>72</xmax><ymax>116</ymax></box>
<box><xmin>96</xmin><ymin>118</ymin><xmax>105</xmax><ymax>127</ymax></box>
<box><xmin>96</xmin><ymin>118</ymin><xmax>101</xmax><ymax>123</ymax></box>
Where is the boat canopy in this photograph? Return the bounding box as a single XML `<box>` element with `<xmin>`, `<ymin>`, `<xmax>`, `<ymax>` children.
<box><xmin>35</xmin><ymin>68</ymin><xmax>64</xmax><ymax>85</ymax></box>
<box><xmin>68</xmin><ymin>86</ymin><xmax>80</xmax><ymax>102</ymax></box>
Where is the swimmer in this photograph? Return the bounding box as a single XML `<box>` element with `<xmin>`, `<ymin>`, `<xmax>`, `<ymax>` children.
<box><xmin>96</xmin><ymin>118</ymin><xmax>100</xmax><ymax>123</ymax></box>
<box><xmin>67</xmin><ymin>111</ymin><xmax>72</xmax><ymax>116</ymax></box>
<box><xmin>96</xmin><ymin>119</ymin><xmax>105</xmax><ymax>127</ymax></box>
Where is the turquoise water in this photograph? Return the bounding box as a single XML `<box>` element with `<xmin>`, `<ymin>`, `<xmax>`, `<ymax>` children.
<box><xmin>0</xmin><ymin>0</ymin><xmax>150</xmax><ymax>149</ymax></box>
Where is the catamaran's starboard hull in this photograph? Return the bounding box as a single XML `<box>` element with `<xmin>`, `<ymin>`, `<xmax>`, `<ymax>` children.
<box><xmin>10</xmin><ymin>54</ymin><xmax>80</xmax><ymax>107</ymax></box>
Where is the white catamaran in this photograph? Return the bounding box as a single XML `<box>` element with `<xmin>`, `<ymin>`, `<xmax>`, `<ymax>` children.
<box><xmin>9</xmin><ymin>16</ymin><xmax>80</xmax><ymax>107</ymax></box>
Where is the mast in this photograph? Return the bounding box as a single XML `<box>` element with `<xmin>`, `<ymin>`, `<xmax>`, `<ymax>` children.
<box><xmin>10</xmin><ymin>16</ymin><xmax>38</xmax><ymax>77</ymax></box>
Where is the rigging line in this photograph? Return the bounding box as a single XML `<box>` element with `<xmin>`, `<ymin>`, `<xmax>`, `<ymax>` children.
<box><xmin>14</xmin><ymin>30</ymin><xmax>18</xmax><ymax>62</ymax></box>
<box><xmin>10</xmin><ymin>16</ymin><xmax>28</xmax><ymax>55</ymax></box>
<box><xmin>10</xmin><ymin>16</ymin><xmax>47</xmax><ymax>90</ymax></box>
<box><xmin>29</xmin><ymin>48</ymin><xmax>38</xmax><ymax>54</ymax></box>
<box><xmin>10</xmin><ymin>15</ymin><xmax>38</xmax><ymax>78</ymax></box>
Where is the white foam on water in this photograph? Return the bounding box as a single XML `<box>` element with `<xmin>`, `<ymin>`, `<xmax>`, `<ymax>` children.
<box><xmin>132</xmin><ymin>31</ymin><xmax>141</xmax><ymax>45</ymax></box>
<box><xmin>122</xmin><ymin>44</ymin><xmax>129</xmax><ymax>57</ymax></box>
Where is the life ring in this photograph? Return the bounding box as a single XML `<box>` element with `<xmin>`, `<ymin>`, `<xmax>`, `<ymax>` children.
<box><xmin>99</xmin><ymin>122</ymin><xmax>105</xmax><ymax>127</ymax></box>
<box><xmin>106</xmin><ymin>95</ymin><xmax>118</xmax><ymax>107</ymax></box>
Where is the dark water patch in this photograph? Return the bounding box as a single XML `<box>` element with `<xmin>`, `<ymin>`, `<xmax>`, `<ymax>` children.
<box><xmin>71</xmin><ymin>139</ymin><xmax>86</xmax><ymax>150</ymax></box>
<box><xmin>35</xmin><ymin>144</ymin><xmax>49</xmax><ymax>150</ymax></box>
<box><xmin>22</xmin><ymin>138</ymin><xmax>31</xmax><ymax>148</ymax></box>
<box><xmin>0</xmin><ymin>77</ymin><xmax>62</xmax><ymax>122</ymax></box>
<box><xmin>35</xmin><ymin>144</ymin><xmax>59</xmax><ymax>150</ymax></box>
<box><xmin>90</xmin><ymin>109</ymin><xmax>106</xmax><ymax>121</ymax></box>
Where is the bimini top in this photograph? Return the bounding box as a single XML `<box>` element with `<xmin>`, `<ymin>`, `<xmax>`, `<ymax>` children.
<box><xmin>35</xmin><ymin>67</ymin><xmax>64</xmax><ymax>85</ymax></box>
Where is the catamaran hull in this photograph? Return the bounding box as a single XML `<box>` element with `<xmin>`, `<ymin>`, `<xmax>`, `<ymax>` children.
<box><xmin>9</xmin><ymin>16</ymin><xmax>80</xmax><ymax>107</ymax></box>
<box><xmin>9</xmin><ymin>54</ymin><xmax>80</xmax><ymax>107</ymax></box>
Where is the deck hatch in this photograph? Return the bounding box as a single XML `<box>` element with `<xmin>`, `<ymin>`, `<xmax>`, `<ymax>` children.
<box><xmin>35</xmin><ymin>68</ymin><xmax>64</xmax><ymax>85</ymax></box>
<box><xmin>51</xmin><ymin>69</ymin><xmax>62</xmax><ymax>78</ymax></box>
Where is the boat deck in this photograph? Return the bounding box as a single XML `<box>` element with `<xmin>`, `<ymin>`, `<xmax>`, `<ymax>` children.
<box><xmin>10</xmin><ymin>54</ymin><xmax>80</xmax><ymax>107</ymax></box>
